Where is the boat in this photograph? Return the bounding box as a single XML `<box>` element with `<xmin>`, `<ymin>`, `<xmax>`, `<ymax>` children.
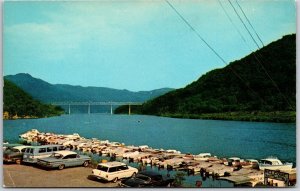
<box><xmin>122</xmin><ymin>151</ymin><xmax>139</xmax><ymax>159</ymax></box>
<box><xmin>241</xmin><ymin>159</ymin><xmax>259</xmax><ymax>169</ymax></box>
<box><xmin>258</xmin><ymin>157</ymin><xmax>293</xmax><ymax>171</ymax></box>
<box><xmin>224</xmin><ymin>157</ymin><xmax>242</xmax><ymax>167</ymax></box>
<box><xmin>19</xmin><ymin>129</ymin><xmax>40</xmax><ymax>143</ymax></box>
<box><xmin>194</xmin><ymin>153</ymin><xmax>211</xmax><ymax>161</ymax></box>
<box><xmin>182</xmin><ymin>153</ymin><xmax>194</xmax><ymax>160</ymax></box>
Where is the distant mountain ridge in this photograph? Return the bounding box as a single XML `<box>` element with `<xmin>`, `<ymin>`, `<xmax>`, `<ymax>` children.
<box><xmin>4</xmin><ymin>73</ymin><xmax>173</xmax><ymax>103</ymax></box>
<box><xmin>116</xmin><ymin>34</ymin><xmax>296</xmax><ymax>122</ymax></box>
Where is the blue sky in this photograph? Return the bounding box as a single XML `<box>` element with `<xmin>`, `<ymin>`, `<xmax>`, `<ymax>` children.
<box><xmin>4</xmin><ymin>0</ymin><xmax>296</xmax><ymax>91</ymax></box>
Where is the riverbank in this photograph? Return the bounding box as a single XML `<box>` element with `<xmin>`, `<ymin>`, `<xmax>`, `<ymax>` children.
<box><xmin>3</xmin><ymin>112</ymin><xmax>64</xmax><ymax>120</ymax></box>
<box><xmin>125</xmin><ymin>111</ymin><xmax>295</xmax><ymax>123</ymax></box>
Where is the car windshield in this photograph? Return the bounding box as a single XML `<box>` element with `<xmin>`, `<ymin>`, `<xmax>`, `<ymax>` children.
<box><xmin>97</xmin><ymin>165</ymin><xmax>109</xmax><ymax>172</ymax></box>
<box><xmin>50</xmin><ymin>153</ymin><xmax>63</xmax><ymax>159</ymax></box>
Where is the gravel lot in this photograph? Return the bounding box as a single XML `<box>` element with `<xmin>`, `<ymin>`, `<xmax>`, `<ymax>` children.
<box><xmin>3</xmin><ymin>164</ymin><xmax>118</xmax><ymax>188</ymax></box>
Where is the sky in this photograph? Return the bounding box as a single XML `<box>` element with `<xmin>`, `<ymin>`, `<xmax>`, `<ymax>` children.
<box><xmin>4</xmin><ymin>0</ymin><xmax>296</xmax><ymax>91</ymax></box>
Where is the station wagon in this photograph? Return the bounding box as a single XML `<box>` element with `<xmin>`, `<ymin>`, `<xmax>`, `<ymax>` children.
<box><xmin>92</xmin><ymin>162</ymin><xmax>138</xmax><ymax>182</ymax></box>
<box><xmin>23</xmin><ymin>145</ymin><xmax>66</xmax><ymax>163</ymax></box>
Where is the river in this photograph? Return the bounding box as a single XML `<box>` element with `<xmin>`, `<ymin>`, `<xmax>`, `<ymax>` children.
<box><xmin>4</xmin><ymin>114</ymin><xmax>296</xmax><ymax>165</ymax></box>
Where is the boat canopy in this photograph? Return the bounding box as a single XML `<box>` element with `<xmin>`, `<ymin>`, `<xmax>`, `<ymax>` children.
<box><xmin>260</xmin><ymin>158</ymin><xmax>283</xmax><ymax>165</ymax></box>
<box><xmin>197</xmin><ymin>153</ymin><xmax>211</xmax><ymax>157</ymax></box>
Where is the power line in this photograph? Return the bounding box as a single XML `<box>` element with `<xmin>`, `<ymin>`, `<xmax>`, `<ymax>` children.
<box><xmin>165</xmin><ymin>0</ymin><xmax>227</xmax><ymax>65</ymax></box>
<box><xmin>226</xmin><ymin>0</ymin><xmax>295</xmax><ymax>110</ymax></box>
<box><xmin>235</xmin><ymin>0</ymin><xmax>264</xmax><ymax>47</ymax></box>
<box><xmin>218</xmin><ymin>0</ymin><xmax>248</xmax><ymax>44</ymax></box>
<box><xmin>227</xmin><ymin>0</ymin><xmax>261</xmax><ymax>49</ymax></box>
<box><xmin>165</xmin><ymin>0</ymin><xmax>268</xmax><ymax>106</ymax></box>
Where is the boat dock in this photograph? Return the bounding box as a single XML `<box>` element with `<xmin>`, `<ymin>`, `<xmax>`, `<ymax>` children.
<box><xmin>17</xmin><ymin>129</ymin><xmax>296</xmax><ymax>187</ymax></box>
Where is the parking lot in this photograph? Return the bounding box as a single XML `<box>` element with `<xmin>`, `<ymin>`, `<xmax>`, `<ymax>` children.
<box><xmin>3</xmin><ymin>164</ymin><xmax>118</xmax><ymax>187</ymax></box>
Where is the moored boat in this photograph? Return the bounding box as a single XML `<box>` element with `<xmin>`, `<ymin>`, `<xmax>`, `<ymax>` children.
<box><xmin>194</xmin><ymin>153</ymin><xmax>211</xmax><ymax>161</ymax></box>
<box><xmin>258</xmin><ymin>157</ymin><xmax>293</xmax><ymax>171</ymax></box>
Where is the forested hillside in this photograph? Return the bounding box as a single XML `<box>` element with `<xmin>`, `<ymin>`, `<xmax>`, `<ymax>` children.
<box><xmin>116</xmin><ymin>34</ymin><xmax>296</xmax><ymax>122</ymax></box>
<box><xmin>3</xmin><ymin>79</ymin><xmax>64</xmax><ymax>119</ymax></box>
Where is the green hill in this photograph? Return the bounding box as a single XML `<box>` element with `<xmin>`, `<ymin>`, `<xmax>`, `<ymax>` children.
<box><xmin>3</xmin><ymin>79</ymin><xmax>64</xmax><ymax>119</ymax></box>
<box><xmin>5</xmin><ymin>73</ymin><xmax>173</xmax><ymax>103</ymax></box>
<box><xmin>115</xmin><ymin>34</ymin><xmax>296</xmax><ymax>122</ymax></box>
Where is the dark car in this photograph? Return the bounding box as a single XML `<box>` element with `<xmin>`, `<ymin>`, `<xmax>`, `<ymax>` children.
<box><xmin>3</xmin><ymin>145</ymin><xmax>31</xmax><ymax>164</ymax></box>
<box><xmin>119</xmin><ymin>171</ymin><xmax>175</xmax><ymax>187</ymax></box>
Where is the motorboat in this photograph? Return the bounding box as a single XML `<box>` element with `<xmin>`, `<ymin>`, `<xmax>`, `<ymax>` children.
<box><xmin>122</xmin><ymin>151</ymin><xmax>139</xmax><ymax>159</ymax></box>
<box><xmin>165</xmin><ymin>149</ymin><xmax>181</xmax><ymax>154</ymax></box>
<box><xmin>224</xmin><ymin>157</ymin><xmax>242</xmax><ymax>167</ymax></box>
<box><xmin>19</xmin><ymin>129</ymin><xmax>40</xmax><ymax>143</ymax></box>
<box><xmin>241</xmin><ymin>159</ymin><xmax>259</xmax><ymax>169</ymax></box>
<box><xmin>259</xmin><ymin>157</ymin><xmax>293</xmax><ymax>171</ymax></box>
<box><xmin>194</xmin><ymin>153</ymin><xmax>211</xmax><ymax>161</ymax></box>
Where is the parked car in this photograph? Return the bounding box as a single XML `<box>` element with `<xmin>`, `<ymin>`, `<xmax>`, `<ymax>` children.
<box><xmin>119</xmin><ymin>171</ymin><xmax>175</xmax><ymax>187</ymax></box>
<box><xmin>92</xmin><ymin>161</ymin><xmax>138</xmax><ymax>182</ymax></box>
<box><xmin>37</xmin><ymin>150</ymin><xmax>91</xmax><ymax>170</ymax></box>
<box><xmin>23</xmin><ymin>145</ymin><xmax>66</xmax><ymax>163</ymax></box>
<box><xmin>3</xmin><ymin>145</ymin><xmax>31</xmax><ymax>164</ymax></box>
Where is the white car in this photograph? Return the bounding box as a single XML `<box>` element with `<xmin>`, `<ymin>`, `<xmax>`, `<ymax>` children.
<box><xmin>92</xmin><ymin>162</ymin><xmax>138</xmax><ymax>182</ymax></box>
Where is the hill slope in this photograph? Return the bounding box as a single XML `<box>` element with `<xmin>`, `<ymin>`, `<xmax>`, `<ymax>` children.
<box><xmin>3</xmin><ymin>79</ymin><xmax>64</xmax><ymax>119</ymax></box>
<box><xmin>116</xmin><ymin>34</ymin><xmax>296</xmax><ymax>122</ymax></box>
<box><xmin>4</xmin><ymin>73</ymin><xmax>173</xmax><ymax>103</ymax></box>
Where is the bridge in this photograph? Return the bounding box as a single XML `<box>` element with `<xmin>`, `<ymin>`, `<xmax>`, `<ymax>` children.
<box><xmin>51</xmin><ymin>102</ymin><xmax>143</xmax><ymax>115</ymax></box>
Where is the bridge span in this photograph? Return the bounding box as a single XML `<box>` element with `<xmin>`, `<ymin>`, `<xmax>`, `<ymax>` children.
<box><xmin>51</xmin><ymin>102</ymin><xmax>143</xmax><ymax>115</ymax></box>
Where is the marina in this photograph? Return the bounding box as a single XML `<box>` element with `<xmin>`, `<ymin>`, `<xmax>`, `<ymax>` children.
<box><xmin>9</xmin><ymin>128</ymin><xmax>296</xmax><ymax>187</ymax></box>
<box><xmin>4</xmin><ymin>114</ymin><xmax>296</xmax><ymax>165</ymax></box>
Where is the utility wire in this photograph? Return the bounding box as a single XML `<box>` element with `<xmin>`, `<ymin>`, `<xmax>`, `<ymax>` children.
<box><xmin>165</xmin><ymin>0</ymin><xmax>227</xmax><ymax>64</ymax></box>
<box><xmin>165</xmin><ymin>0</ymin><xmax>268</xmax><ymax>106</ymax></box>
<box><xmin>227</xmin><ymin>0</ymin><xmax>261</xmax><ymax>49</ymax></box>
<box><xmin>218</xmin><ymin>0</ymin><xmax>248</xmax><ymax>44</ymax></box>
<box><xmin>235</xmin><ymin>0</ymin><xmax>264</xmax><ymax>47</ymax></box>
<box><xmin>225</xmin><ymin>0</ymin><xmax>295</xmax><ymax>110</ymax></box>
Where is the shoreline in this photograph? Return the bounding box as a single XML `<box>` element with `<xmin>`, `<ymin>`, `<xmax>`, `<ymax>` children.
<box><xmin>115</xmin><ymin>111</ymin><xmax>296</xmax><ymax>123</ymax></box>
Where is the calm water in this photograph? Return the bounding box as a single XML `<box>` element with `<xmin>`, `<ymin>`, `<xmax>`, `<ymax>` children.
<box><xmin>4</xmin><ymin>114</ymin><xmax>296</xmax><ymax>164</ymax></box>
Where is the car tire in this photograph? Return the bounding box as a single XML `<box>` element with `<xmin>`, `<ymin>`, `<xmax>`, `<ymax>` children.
<box><xmin>113</xmin><ymin>177</ymin><xmax>118</xmax><ymax>183</ymax></box>
<box><xmin>58</xmin><ymin>164</ymin><xmax>65</xmax><ymax>170</ymax></box>
<box><xmin>83</xmin><ymin>161</ymin><xmax>89</xmax><ymax>167</ymax></box>
<box><xmin>131</xmin><ymin>172</ymin><xmax>136</xmax><ymax>177</ymax></box>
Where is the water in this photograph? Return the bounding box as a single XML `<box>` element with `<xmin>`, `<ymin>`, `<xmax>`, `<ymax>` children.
<box><xmin>83</xmin><ymin>153</ymin><xmax>233</xmax><ymax>187</ymax></box>
<box><xmin>4</xmin><ymin>114</ymin><xmax>296</xmax><ymax>164</ymax></box>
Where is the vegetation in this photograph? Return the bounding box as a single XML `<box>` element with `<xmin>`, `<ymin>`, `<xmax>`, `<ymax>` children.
<box><xmin>116</xmin><ymin>34</ymin><xmax>296</xmax><ymax>123</ymax></box>
<box><xmin>4</xmin><ymin>73</ymin><xmax>173</xmax><ymax>102</ymax></box>
<box><xmin>3</xmin><ymin>79</ymin><xmax>64</xmax><ymax>119</ymax></box>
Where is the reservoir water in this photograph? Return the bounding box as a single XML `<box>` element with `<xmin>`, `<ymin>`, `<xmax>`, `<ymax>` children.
<box><xmin>4</xmin><ymin>114</ymin><xmax>296</xmax><ymax>165</ymax></box>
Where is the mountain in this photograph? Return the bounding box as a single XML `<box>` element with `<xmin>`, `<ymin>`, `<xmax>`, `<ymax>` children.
<box><xmin>116</xmin><ymin>34</ymin><xmax>296</xmax><ymax>122</ymax></box>
<box><xmin>3</xmin><ymin>79</ymin><xmax>64</xmax><ymax>119</ymax></box>
<box><xmin>4</xmin><ymin>73</ymin><xmax>173</xmax><ymax>103</ymax></box>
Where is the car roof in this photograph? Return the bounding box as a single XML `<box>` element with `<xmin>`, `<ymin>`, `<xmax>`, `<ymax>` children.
<box><xmin>53</xmin><ymin>150</ymin><xmax>77</xmax><ymax>156</ymax></box>
<box><xmin>13</xmin><ymin>145</ymin><xmax>31</xmax><ymax>150</ymax></box>
<box><xmin>98</xmin><ymin>162</ymin><xmax>126</xmax><ymax>167</ymax></box>
<box><xmin>30</xmin><ymin>145</ymin><xmax>64</xmax><ymax>148</ymax></box>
